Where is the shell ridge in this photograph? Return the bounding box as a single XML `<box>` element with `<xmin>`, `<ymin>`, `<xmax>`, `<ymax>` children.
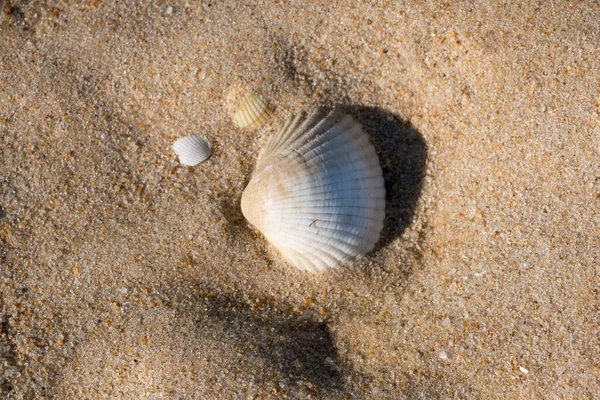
<box><xmin>286</xmin><ymin>225</ymin><xmax>370</xmax><ymax>249</ymax></box>
<box><xmin>255</xmin><ymin>204</ymin><xmax>384</xmax><ymax>225</ymax></box>
<box><xmin>260</xmin><ymin>212</ymin><xmax>383</xmax><ymax>230</ymax></box>
<box><xmin>265</xmin><ymin>170</ymin><xmax>382</xmax><ymax>194</ymax></box>
<box><xmin>259</xmin><ymin>212</ymin><xmax>377</xmax><ymax>249</ymax></box>
<box><xmin>262</xmin><ymin>215</ymin><xmax>366</xmax><ymax>250</ymax></box>
<box><xmin>264</xmin><ymin>108</ymin><xmax>337</xmax><ymax>160</ymax></box>
<box><xmin>172</xmin><ymin>135</ymin><xmax>212</xmax><ymax>166</ymax></box>
<box><xmin>259</xmin><ymin>192</ymin><xmax>385</xmax><ymax>205</ymax></box>
<box><xmin>267</xmin><ymin>230</ymin><xmax>348</xmax><ymax>262</ymax></box>
<box><xmin>251</xmin><ymin>194</ymin><xmax>385</xmax><ymax>215</ymax></box>
<box><xmin>255</xmin><ymin>183</ymin><xmax>384</xmax><ymax>205</ymax></box>
<box><xmin>248</xmin><ymin>171</ymin><xmax>384</xmax><ymax>207</ymax></box>
<box><xmin>232</xmin><ymin>91</ymin><xmax>271</xmax><ymax>129</ymax></box>
<box><xmin>258</xmin><ymin>108</ymin><xmax>345</xmax><ymax>169</ymax></box>
<box><xmin>254</xmin><ymin>155</ymin><xmax>375</xmax><ymax>196</ymax></box>
<box><xmin>241</xmin><ymin>108</ymin><xmax>386</xmax><ymax>272</ymax></box>
<box><xmin>297</xmin><ymin>124</ymin><xmax>372</xmax><ymax>167</ymax></box>
<box><xmin>259</xmin><ymin>201</ymin><xmax>385</xmax><ymax>218</ymax></box>
<box><xmin>282</xmin><ymin>249</ymin><xmax>318</xmax><ymax>272</ymax></box>
<box><xmin>291</xmin><ymin>119</ymin><xmax>369</xmax><ymax>176</ymax></box>
<box><xmin>268</xmin><ymin>110</ymin><xmax>322</xmax><ymax>156</ymax></box>
<box><xmin>272</xmin><ymin>233</ymin><xmax>355</xmax><ymax>269</ymax></box>
<box><xmin>263</xmin><ymin>109</ymin><xmax>349</xmax><ymax>163</ymax></box>
<box><xmin>280</xmin><ymin>109</ymin><xmax>346</xmax><ymax>157</ymax></box>
<box><xmin>270</xmin><ymin>244</ymin><xmax>317</xmax><ymax>271</ymax></box>
<box><xmin>268</xmin><ymin>112</ymin><xmax>307</xmax><ymax>150</ymax></box>
<box><xmin>248</xmin><ymin>100</ymin><xmax>272</xmax><ymax>129</ymax></box>
<box><xmin>285</xmin><ymin>248</ymin><xmax>326</xmax><ymax>272</ymax></box>
<box><xmin>264</xmin><ymin>217</ymin><xmax>371</xmax><ymax>244</ymax></box>
<box><xmin>257</xmin><ymin>113</ymin><xmax>305</xmax><ymax>164</ymax></box>
<box><xmin>271</xmin><ymin>220</ymin><xmax>379</xmax><ymax>250</ymax></box>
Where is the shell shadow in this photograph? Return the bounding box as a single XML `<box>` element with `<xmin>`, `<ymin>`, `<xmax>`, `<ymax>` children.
<box><xmin>341</xmin><ymin>105</ymin><xmax>428</xmax><ymax>250</ymax></box>
<box><xmin>184</xmin><ymin>291</ymin><xmax>347</xmax><ymax>395</ymax></box>
<box><xmin>218</xmin><ymin>196</ymin><xmax>251</xmax><ymax>242</ymax></box>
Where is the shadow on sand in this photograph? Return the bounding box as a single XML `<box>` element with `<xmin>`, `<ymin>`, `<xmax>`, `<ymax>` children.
<box><xmin>182</xmin><ymin>291</ymin><xmax>346</xmax><ymax>396</ymax></box>
<box><xmin>342</xmin><ymin>105</ymin><xmax>428</xmax><ymax>250</ymax></box>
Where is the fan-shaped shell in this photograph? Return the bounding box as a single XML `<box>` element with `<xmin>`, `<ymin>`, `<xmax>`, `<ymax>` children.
<box><xmin>241</xmin><ymin>108</ymin><xmax>385</xmax><ymax>273</ymax></box>
<box><xmin>172</xmin><ymin>135</ymin><xmax>212</xmax><ymax>166</ymax></box>
<box><xmin>232</xmin><ymin>91</ymin><xmax>273</xmax><ymax>129</ymax></box>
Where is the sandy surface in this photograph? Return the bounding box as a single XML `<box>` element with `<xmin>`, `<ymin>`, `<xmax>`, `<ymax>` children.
<box><xmin>1</xmin><ymin>1</ymin><xmax>599</xmax><ymax>398</ymax></box>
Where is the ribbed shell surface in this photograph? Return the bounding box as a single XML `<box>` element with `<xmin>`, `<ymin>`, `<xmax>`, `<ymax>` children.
<box><xmin>241</xmin><ymin>108</ymin><xmax>385</xmax><ymax>273</ymax></box>
<box><xmin>232</xmin><ymin>92</ymin><xmax>272</xmax><ymax>129</ymax></box>
<box><xmin>172</xmin><ymin>135</ymin><xmax>212</xmax><ymax>166</ymax></box>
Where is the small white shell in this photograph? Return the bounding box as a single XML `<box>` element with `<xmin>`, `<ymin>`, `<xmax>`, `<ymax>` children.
<box><xmin>241</xmin><ymin>108</ymin><xmax>386</xmax><ymax>273</ymax></box>
<box><xmin>172</xmin><ymin>135</ymin><xmax>212</xmax><ymax>166</ymax></box>
<box><xmin>232</xmin><ymin>91</ymin><xmax>272</xmax><ymax>129</ymax></box>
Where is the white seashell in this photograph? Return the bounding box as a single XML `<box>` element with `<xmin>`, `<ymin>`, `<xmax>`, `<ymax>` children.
<box><xmin>232</xmin><ymin>91</ymin><xmax>273</xmax><ymax>129</ymax></box>
<box><xmin>241</xmin><ymin>108</ymin><xmax>386</xmax><ymax>273</ymax></box>
<box><xmin>172</xmin><ymin>135</ymin><xmax>212</xmax><ymax>166</ymax></box>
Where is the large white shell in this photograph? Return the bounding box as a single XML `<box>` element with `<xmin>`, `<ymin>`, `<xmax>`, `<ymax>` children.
<box><xmin>172</xmin><ymin>135</ymin><xmax>212</xmax><ymax>166</ymax></box>
<box><xmin>241</xmin><ymin>108</ymin><xmax>386</xmax><ymax>273</ymax></box>
<box><xmin>232</xmin><ymin>91</ymin><xmax>273</xmax><ymax>129</ymax></box>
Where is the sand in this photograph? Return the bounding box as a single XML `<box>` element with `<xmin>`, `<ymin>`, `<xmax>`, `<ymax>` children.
<box><xmin>1</xmin><ymin>1</ymin><xmax>599</xmax><ymax>398</ymax></box>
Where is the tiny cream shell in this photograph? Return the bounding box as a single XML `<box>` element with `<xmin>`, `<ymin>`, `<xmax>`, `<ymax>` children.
<box><xmin>232</xmin><ymin>91</ymin><xmax>273</xmax><ymax>129</ymax></box>
<box><xmin>241</xmin><ymin>108</ymin><xmax>386</xmax><ymax>273</ymax></box>
<box><xmin>172</xmin><ymin>135</ymin><xmax>212</xmax><ymax>166</ymax></box>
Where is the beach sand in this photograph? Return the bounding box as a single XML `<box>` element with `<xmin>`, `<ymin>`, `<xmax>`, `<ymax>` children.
<box><xmin>1</xmin><ymin>1</ymin><xmax>599</xmax><ymax>398</ymax></box>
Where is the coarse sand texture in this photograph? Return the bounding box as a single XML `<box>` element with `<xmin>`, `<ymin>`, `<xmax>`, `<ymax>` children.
<box><xmin>1</xmin><ymin>1</ymin><xmax>599</xmax><ymax>398</ymax></box>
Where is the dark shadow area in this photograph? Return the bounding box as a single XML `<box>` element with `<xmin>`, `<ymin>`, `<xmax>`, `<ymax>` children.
<box><xmin>340</xmin><ymin>105</ymin><xmax>428</xmax><ymax>250</ymax></box>
<box><xmin>183</xmin><ymin>291</ymin><xmax>346</xmax><ymax>395</ymax></box>
<box><xmin>0</xmin><ymin>211</ymin><xmax>13</xmax><ymax>399</ymax></box>
<box><xmin>0</xmin><ymin>314</ymin><xmax>20</xmax><ymax>396</ymax></box>
<box><xmin>218</xmin><ymin>196</ymin><xmax>255</xmax><ymax>246</ymax></box>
